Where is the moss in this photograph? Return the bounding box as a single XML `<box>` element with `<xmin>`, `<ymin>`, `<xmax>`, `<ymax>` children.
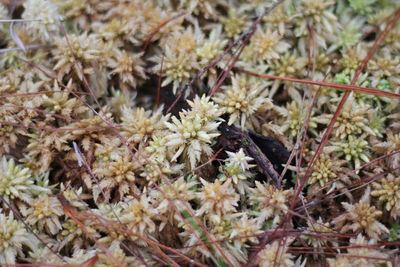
<box><xmin>1</xmin><ymin>0</ymin><xmax>400</xmax><ymax>265</ymax></box>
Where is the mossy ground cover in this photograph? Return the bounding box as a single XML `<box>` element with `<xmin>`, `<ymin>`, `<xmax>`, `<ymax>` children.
<box><xmin>1</xmin><ymin>0</ymin><xmax>400</xmax><ymax>266</ymax></box>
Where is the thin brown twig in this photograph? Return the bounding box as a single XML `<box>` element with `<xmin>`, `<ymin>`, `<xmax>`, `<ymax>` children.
<box><xmin>156</xmin><ymin>55</ymin><xmax>164</xmax><ymax>108</ymax></box>
<box><xmin>235</xmin><ymin>68</ymin><xmax>400</xmax><ymax>99</ymax></box>
<box><xmin>142</xmin><ymin>11</ymin><xmax>186</xmax><ymax>53</ymax></box>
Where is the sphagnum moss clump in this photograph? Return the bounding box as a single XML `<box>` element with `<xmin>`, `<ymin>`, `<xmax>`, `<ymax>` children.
<box><xmin>0</xmin><ymin>0</ymin><xmax>400</xmax><ymax>265</ymax></box>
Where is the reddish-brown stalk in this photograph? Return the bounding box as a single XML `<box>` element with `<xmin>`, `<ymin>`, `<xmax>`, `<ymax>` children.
<box><xmin>0</xmin><ymin>90</ymin><xmax>89</xmax><ymax>99</ymax></box>
<box><xmin>0</xmin><ymin>104</ymin><xmax>78</xmax><ymax>121</ymax></box>
<box><xmin>0</xmin><ymin>121</ymin><xmax>120</xmax><ymax>133</ymax></box>
<box><xmin>236</xmin><ymin>68</ymin><xmax>400</xmax><ymax>99</ymax></box>
<box><xmin>156</xmin><ymin>55</ymin><xmax>164</xmax><ymax>108</ymax></box>
<box><xmin>142</xmin><ymin>11</ymin><xmax>187</xmax><ymax>53</ymax></box>
<box><xmin>297</xmin><ymin>24</ymin><xmax>317</xmax><ymax>177</ymax></box>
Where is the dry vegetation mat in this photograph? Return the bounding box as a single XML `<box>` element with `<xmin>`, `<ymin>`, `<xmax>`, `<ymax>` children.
<box><xmin>1</xmin><ymin>0</ymin><xmax>400</xmax><ymax>266</ymax></box>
